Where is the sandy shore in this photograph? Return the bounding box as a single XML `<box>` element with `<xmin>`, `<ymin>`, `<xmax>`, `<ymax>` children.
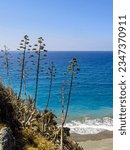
<box><xmin>71</xmin><ymin>131</ymin><xmax>113</xmax><ymax>150</ymax></box>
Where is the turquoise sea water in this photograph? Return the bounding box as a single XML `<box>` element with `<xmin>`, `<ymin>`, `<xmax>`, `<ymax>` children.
<box><xmin>0</xmin><ymin>51</ymin><xmax>113</xmax><ymax>134</ymax></box>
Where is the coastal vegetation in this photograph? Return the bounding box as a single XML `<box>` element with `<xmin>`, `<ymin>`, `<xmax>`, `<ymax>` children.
<box><xmin>0</xmin><ymin>35</ymin><xmax>82</xmax><ymax>150</ymax></box>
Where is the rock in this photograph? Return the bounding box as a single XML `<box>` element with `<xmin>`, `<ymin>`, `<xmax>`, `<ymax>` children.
<box><xmin>64</xmin><ymin>127</ymin><xmax>70</xmax><ymax>136</ymax></box>
<box><xmin>0</xmin><ymin>127</ymin><xmax>15</xmax><ymax>150</ymax></box>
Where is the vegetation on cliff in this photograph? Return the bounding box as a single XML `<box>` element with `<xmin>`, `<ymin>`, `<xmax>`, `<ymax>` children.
<box><xmin>0</xmin><ymin>82</ymin><xmax>83</xmax><ymax>150</ymax></box>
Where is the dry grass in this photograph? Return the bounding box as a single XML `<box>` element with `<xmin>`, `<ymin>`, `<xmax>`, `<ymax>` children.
<box><xmin>22</xmin><ymin>128</ymin><xmax>55</xmax><ymax>150</ymax></box>
<box><xmin>0</xmin><ymin>123</ymin><xmax>7</xmax><ymax>130</ymax></box>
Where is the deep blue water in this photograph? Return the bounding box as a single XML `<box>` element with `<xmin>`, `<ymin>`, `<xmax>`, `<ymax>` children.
<box><xmin>0</xmin><ymin>51</ymin><xmax>113</xmax><ymax>121</ymax></box>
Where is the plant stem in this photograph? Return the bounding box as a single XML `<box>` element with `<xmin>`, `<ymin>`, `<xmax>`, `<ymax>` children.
<box><xmin>45</xmin><ymin>66</ymin><xmax>53</xmax><ymax>110</ymax></box>
<box><xmin>23</xmin><ymin>73</ymin><xmax>27</xmax><ymax>100</ymax></box>
<box><xmin>61</xmin><ymin>84</ymin><xmax>65</xmax><ymax>150</ymax></box>
<box><xmin>34</xmin><ymin>44</ymin><xmax>41</xmax><ymax>107</ymax></box>
<box><xmin>4</xmin><ymin>46</ymin><xmax>10</xmax><ymax>86</ymax></box>
<box><xmin>18</xmin><ymin>45</ymin><xmax>26</xmax><ymax>100</ymax></box>
<box><xmin>63</xmin><ymin>66</ymin><xmax>74</xmax><ymax>125</ymax></box>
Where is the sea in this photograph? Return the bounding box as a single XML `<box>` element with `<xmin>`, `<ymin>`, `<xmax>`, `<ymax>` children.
<box><xmin>0</xmin><ymin>51</ymin><xmax>113</xmax><ymax>135</ymax></box>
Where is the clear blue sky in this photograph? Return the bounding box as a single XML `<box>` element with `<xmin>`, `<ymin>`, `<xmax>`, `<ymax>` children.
<box><xmin>0</xmin><ymin>0</ymin><xmax>112</xmax><ymax>51</ymax></box>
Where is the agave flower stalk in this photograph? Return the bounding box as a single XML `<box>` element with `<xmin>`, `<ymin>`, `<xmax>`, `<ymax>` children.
<box><xmin>4</xmin><ymin>46</ymin><xmax>10</xmax><ymax>85</ymax></box>
<box><xmin>0</xmin><ymin>45</ymin><xmax>10</xmax><ymax>86</ymax></box>
<box><xmin>61</xmin><ymin>81</ymin><xmax>65</xmax><ymax>150</ymax></box>
<box><xmin>60</xmin><ymin>57</ymin><xmax>80</xmax><ymax>150</ymax></box>
<box><xmin>63</xmin><ymin>57</ymin><xmax>79</xmax><ymax>124</ymax></box>
<box><xmin>18</xmin><ymin>35</ymin><xmax>29</xmax><ymax>100</ymax></box>
<box><xmin>34</xmin><ymin>37</ymin><xmax>47</xmax><ymax>106</ymax></box>
<box><xmin>45</xmin><ymin>61</ymin><xmax>56</xmax><ymax>110</ymax></box>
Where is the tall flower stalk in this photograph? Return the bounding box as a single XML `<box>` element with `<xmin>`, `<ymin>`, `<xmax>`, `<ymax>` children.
<box><xmin>0</xmin><ymin>45</ymin><xmax>10</xmax><ymax>86</ymax></box>
<box><xmin>18</xmin><ymin>35</ymin><xmax>30</xmax><ymax>100</ymax></box>
<box><xmin>33</xmin><ymin>37</ymin><xmax>47</xmax><ymax>106</ymax></box>
<box><xmin>60</xmin><ymin>57</ymin><xmax>80</xmax><ymax>150</ymax></box>
<box><xmin>45</xmin><ymin>61</ymin><xmax>56</xmax><ymax>110</ymax></box>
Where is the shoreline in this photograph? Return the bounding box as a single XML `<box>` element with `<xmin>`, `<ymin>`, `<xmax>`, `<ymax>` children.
<box><xmin>71</xmin><ymin>131</ymin><xmax>113</xmax><ymax>150</ymax></box>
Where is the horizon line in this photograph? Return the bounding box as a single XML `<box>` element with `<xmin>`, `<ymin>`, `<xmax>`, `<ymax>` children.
<box><xmin>6</xmin><ymin>50</ymin><xmax>113</xmax><ymax>52</ymax></box>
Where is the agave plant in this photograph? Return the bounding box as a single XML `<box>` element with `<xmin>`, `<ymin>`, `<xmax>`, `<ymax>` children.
<box><xmin>33</xmin><ymin>37</ymin><xmax>47</xmax><ymax>106</ymax></box>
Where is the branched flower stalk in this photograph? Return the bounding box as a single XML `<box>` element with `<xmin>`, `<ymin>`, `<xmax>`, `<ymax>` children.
<box><xmin>0</xmin><ymin>45</ymin><xmax>10</xmax><ymax>86</ymax></box>
<box><xmin>45</xmin><ymin>61</ymin><xmax>56</xmax><ymax>110</ymax></box>
<box><xmin>17</xmin><ymin>35</ymin><xmax>30</xmax><ymax>100</ymax></box>
<box><xmin>61</xmin><ymin>57</ymin><xmax>80</xmax><ymax>150</ymax></box>
<box><xmin>33</xmin><ymin>37</ymin><xmax>47</xmax><ymax>107</ymax></box>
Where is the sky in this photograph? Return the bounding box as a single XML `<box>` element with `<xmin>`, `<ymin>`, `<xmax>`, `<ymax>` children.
<box><xmin>0</xmin><ymin>0</ymin><xmax>113</xmax><ymax>51</ymax></box>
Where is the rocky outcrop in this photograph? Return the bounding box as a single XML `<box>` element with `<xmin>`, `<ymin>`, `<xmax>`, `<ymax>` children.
<box><xmin>0</xmin><ymin>127</ymin><xmax>15</xmax><ymax>150</ymax></box>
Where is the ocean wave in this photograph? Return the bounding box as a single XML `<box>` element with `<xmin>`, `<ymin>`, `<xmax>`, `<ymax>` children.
<box><xmin>64</xmin><ymin>117</ymin><xmax>113</xmax><ymax>135</ymax></box>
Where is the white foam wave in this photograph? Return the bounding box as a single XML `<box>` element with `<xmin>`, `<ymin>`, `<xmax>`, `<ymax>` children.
<box><xmin>64</xmin><ymin>117</ymin><xmax>113</xmax><ymax>135</ymax></box>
